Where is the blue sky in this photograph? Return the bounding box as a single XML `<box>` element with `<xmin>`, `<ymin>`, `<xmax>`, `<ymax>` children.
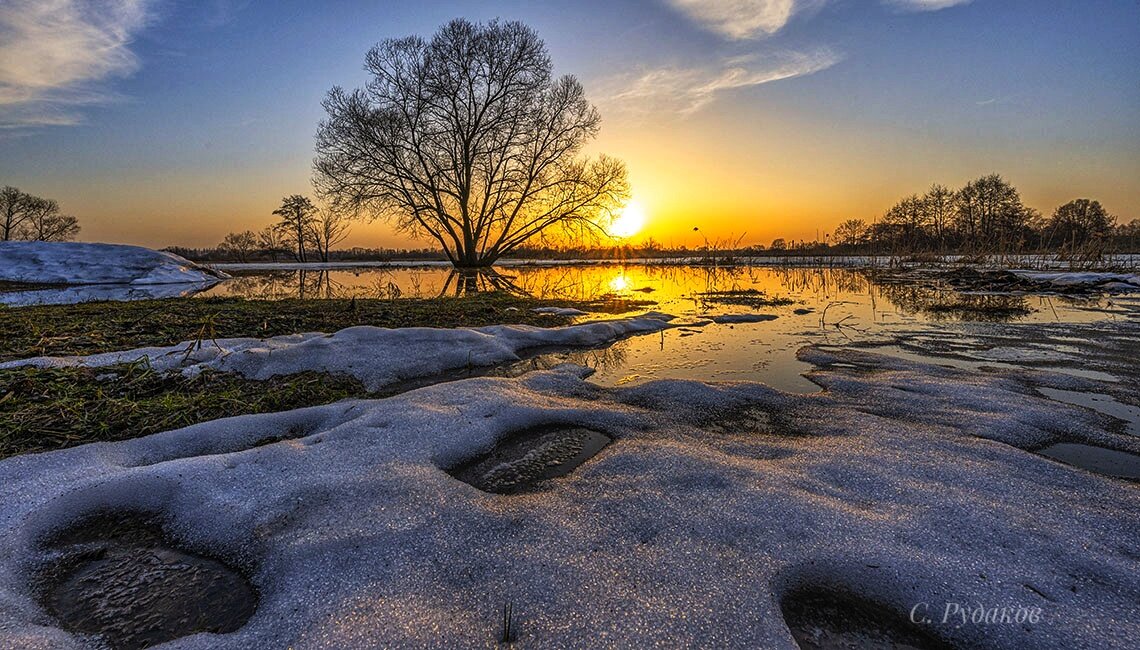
<box><xmin>1</xmin><ymin>0</ymin><xmax>1137</xmax><ymax>247</ymax></box>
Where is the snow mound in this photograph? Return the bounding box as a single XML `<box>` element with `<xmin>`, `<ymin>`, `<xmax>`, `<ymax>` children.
<box><xmin>0</xmin><ymin>318</ymin><xmax>680</xmax><ymax>392</ymax></box>
<box><xmin>0</xmin><ymin>350</ymin><xmax>1137</xmax><ymax>648</ymax></box>
<box><xmin>1010</xmin><ymin>270</ymin><xmax>1140</xmax><ymax>292</ymax></box>
<box><xmin>0</xmin><ymin>242</ymin><xmax>228</xmax><ymax>287</ymax></box>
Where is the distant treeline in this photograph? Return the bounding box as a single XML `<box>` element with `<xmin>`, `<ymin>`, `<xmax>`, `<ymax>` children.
<box><xmin>187</xmin><ymin>173</ymin><xmax>1135</xmax><ymax>263</ymax></box>
<box><xmin>827</xmin><ymin>174</ymin><xmax>1131</xmax><ymax>256</ymax></box>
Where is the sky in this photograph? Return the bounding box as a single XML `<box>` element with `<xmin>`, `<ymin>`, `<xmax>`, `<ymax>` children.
<box><xmin>1</xmin><ymin>0</ymin><xmax>1137</xmax><ymax>250</ymax></box>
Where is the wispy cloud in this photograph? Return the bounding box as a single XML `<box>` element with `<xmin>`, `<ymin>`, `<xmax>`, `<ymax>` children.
<box><xmin>883</xmin><ymin>0</ymin><xmax>974</xmax><ymax>12</ymax></box>
<box><xmin>0</xmin><ymin>0</ymin><xmax>151</xmax><ymax>129</ymax></box>
<box><xmin>599</xmin><ymin>48</ymin><xmax>841</xmax><ymax>117</ymax></box>
<box><xmin>662</xmin><ymin>0</ymin><xmax>824</xmax><ymax>40</ymax></box>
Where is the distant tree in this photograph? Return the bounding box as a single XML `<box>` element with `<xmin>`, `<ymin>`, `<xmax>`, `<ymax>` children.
<box><xmin>0</xmin><ymin>186</ymin><xmax>26</xmax><ymax>241</ymax></box>
<box><xmin>219</xmin><ymin>230</ymin><xmax>259</xmax><ymax>262</ymax></box>
<box><xmin>770</xmin><ymin>238</ymin><xmax>787</xmax><ymax>251</ymax></box>
<box><xmin>922</xmin><ymin>183</ymin><xmax>955</xmax><ymax>248</ymax></box>
<box><xmin>882</xmin><ymin>194</ymin><xmax>929</xmax><ymax>249</ymax></box>
<box><xmin>0</xmin><ymin>186</ymin><xmax>81</xmax><ymax>241</ymax></box>
<box><xmin>953</xmin><ymin>174</ymin><xmax>1029</xmax><ymax>248</ymax></box>
<box><xmin>308</xmin><ymin>206</ymin><xmax>352</xmax><ymax>262</ymax></box>
<box><xmin>834</xmin><ymin>219</ymin><xmax>868</xmax><ymax>247</ymax></box>
<box><xmin>1047</xmin><ymin>199</ymin><xmax>1115</xmax><ymax>247</ymax></box>
<box><xmin>273</xmin><ymin>195</ymin><xmax>318</xmax><ymax>262</ymax></box>
<box><xmin>314</xmin><ymin>18</ymin><xmax>628</xmax><ymax>269</ymax></box>
<box><xmin>20</xmin><ymin>200</ymin><xmax>80</xmax><ymax>242</ymax></box>
<box><xmin>257</xmin><ymin>226</ymin><xmax>288</xmax><ymax>262</ymax></box>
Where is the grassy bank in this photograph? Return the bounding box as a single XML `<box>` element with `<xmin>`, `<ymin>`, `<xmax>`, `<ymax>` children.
<box><xmin>0</xmin><ymin>293</ymin><xmax>585</xmax><ymax>362</ymax></box>
<box><xmin>0</xmin><ymin>364</ymin><xmax>372</xmax><ymax>458</ymax></box>
<box><xmin>0</xmin><ymin>293</ymin><xmax>618</xmax><ymax>458</ymax></box>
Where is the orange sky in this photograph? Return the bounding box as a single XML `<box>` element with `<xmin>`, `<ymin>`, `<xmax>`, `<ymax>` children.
<box><xmin>2</xmin><ymin>1</ymin><xmax>1137</xmax><ymax>251</ymax></box>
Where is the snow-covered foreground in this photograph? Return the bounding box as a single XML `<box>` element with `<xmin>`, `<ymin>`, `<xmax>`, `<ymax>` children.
<box><xmin>1</xmin><ymin>348</ymin><xmax>1137</xmax><ymax>649</ymax></box>
<box><xmin>0</xmin><ymin>242</ymin><xmax>227</xmax><ymax>305</ymax></box>
<box><xmin>0</xmin><ymin>317</ymin><xmax>683</xmax><ymax>391</ymax></box>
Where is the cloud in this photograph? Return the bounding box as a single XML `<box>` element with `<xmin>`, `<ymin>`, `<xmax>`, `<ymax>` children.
<box><xmin>883</xmin><ymin>0</ymin><xmax>974</xmax><ymax>11</ymax></box>
<box><xmin>662</xmin><ymin>0</ymin><xmax>822</xmax><ymax>40</ymax></box>
<box><xmin>0</xmin><ymin>0</ymin><xmax>151</xmax><ymax>128</ymax></box>
<box><xmin>599</xmin><ymin>48</ymin><xmax>841</xmax><ymax>117</ymax></box>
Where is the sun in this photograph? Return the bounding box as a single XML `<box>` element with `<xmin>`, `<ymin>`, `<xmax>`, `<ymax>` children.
<box><xmin>608</xmin><ymin>200</ymin><xmax>647</xmax><ymax>239</ymax></box>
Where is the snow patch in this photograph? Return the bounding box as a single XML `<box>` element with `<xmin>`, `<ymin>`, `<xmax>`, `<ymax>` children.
<box><xmin>0</xmin><ymin>242</ymin><xmax>227</xmax><ymax>288</ymax></box>
<box><xmin>0</xmin><ymin>353</ymin><xmax>1137</xmax><ymax>648</ymax></box>
<box><xmin>0</xmin><ymin>319</ymin><xmax>680</xmax><ymax>392</ymax></box>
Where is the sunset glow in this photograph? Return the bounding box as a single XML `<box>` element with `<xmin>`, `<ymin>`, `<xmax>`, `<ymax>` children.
<box><xmin>608</xmin><ymin>200</ymin><xmax>648</xmax><ymax>239</ymax></box>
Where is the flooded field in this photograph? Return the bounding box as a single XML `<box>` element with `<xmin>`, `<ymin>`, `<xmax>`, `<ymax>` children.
<box><xmin>203</xmin><ymin>263</ymin><xmax>1138</xmax><ymax>389</ymax></box>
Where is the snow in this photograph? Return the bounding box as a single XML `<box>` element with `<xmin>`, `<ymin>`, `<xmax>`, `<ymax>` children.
<box><xmin>531</xmin><ymin>307</ymin><xmax>589</xmax><ymax>316</ymax></box>
<box><xmin>0</xmin><ymin>242</ymin><xmax>228</xmax><ymax>287</ymax></box>
<box><xmin>0</xmin><ymin>318</ymin><xmax>682</xmax><ymax>392</ymax></box>
<box><xmin>1</xmin><ymin>347</ymin><xmax>1137</xmax><ymax>648</ymax></box>
<box><xmin>1011</xmin><ymin>270</ymin><xmax>1140</xmax><ymax>290</ymax></box>
<box><xmin>0</xmin><ymin>282</ymin><xmax>219</xmax><ymax>307</ymax></box>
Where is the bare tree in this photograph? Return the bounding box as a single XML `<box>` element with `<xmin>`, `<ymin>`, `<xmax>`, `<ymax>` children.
<box><xmin>21</xmin><ymin>198</ymin><xmax>80</xmax><ymax>242</ymax></box>
<box><xmin>0</xmin><ymin>186</ymin><xmax>25</xmax><ymax>241</ymax></box>
<box><xmin>315</xmin><ymin>18</ymin><xmax>628</xmax><ymax>269</ymax></box>
<box><xmin>1047</xmin><ymin>199</ymin><xmax>1115</xmax><ymax>248</ymax></box>
<box><xmin>834</xmin><ymin>219</ymin><xmax>867</xmax><ymax>246</ymax></box>
<box><xmin>922</xmin><ymin>183</ymin><xmax>954</xmax><ymax>248</ymax></box>
<box><xmin>257</xmin><ymin>226</ymin><xmax>288</xmax><ymax>262</ymax></box>
<box><xmin>308</xmin><ymin>206</ymin><xmax>352</xmax><ymax>262</ymax></box>
<box><xmin>273</xmin><ymin>195</ymin><xmax>318</xmax><ymax>262</ymax></box>
<box><xmin>1</xmin><ymin>187</ymin><xmax>81</xmax><ymax>241</ymax></box>
<box><xmin>219</xmin><ymin>230</ymin><xmax>259</xmax><ymax>262</ymax></box>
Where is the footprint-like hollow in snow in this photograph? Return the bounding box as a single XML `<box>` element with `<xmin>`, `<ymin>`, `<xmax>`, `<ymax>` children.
<box><xmin>781</xmin><ymin>587</ymin><xmax>956</xmax><ymax>650</ymax></box>
<box><xmin>448</xmin><ymin>426</ymin><xmax>612</xmax><ymax>494</ymax></box>
<box><xmin>34</xmin><ymin>511</ymin><xmax>257</xmax><ymax>650</ymax></box>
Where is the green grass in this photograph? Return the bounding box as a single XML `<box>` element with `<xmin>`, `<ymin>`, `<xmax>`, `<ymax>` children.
<box><xmin>0</xmin><ymin>363</ymin><xmax>372</xmax><ymax>459</ymax></box>
<box><xmin>0</xmin><ymin>293</ymin><xmax>584</xmax><ymax>362</ymax></box>
<box><xmin>0</xmin><ymin>292</ymin><xmax>637</xmax><ymax>458</ymax></box>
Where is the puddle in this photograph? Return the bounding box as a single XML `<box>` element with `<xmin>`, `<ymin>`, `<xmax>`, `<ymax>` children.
<box><xmin>1036</xmin><ymin>443</ymin><xmax>1140</xmax><ymax>481</ymax></box>
<box><xmin>448</xmin><ymin>426</ymin><xmax>612</xmax><ymax>494</ymax></box>
<box><xmin>36</xmin><ymin>512</ymin><xmax>256</xmax><ymax>650</ymax></box>
<box><xmin>781</xmin><ymin>587</ymin><xmax>956</xmax><ymax>650</ymax></box>
<box><xmin>1036</xmin><ymin>388</ymin><xmax>1140</xmax><ymax>436</ymax></box>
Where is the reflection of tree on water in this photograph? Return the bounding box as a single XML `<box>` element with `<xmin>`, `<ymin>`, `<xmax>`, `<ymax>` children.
<box><xmin>440</xmin><ymin>270</ymin><xmax>529</xmax><ymax>297</ymax></box>
<box><xmin>214</xmin><ymin>269</ymin><xmax>358</xmax><ymax>300</ymax></box>
<box><xmin>873</xmin><ymin>281</ymin><xmax>1030</xmax><ymax>321</ymax></box>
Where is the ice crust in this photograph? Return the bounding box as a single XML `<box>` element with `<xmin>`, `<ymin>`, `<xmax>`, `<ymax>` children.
<box><xmin>0</xmin><ymin>348</ymin><xmax>1137</xmax><ymax>648</ymax></box>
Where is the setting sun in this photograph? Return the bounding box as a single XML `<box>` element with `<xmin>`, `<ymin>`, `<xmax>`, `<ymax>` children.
<box><xmin>608</xmin><ymin>200</ymin><xmax>647</xmax><ymax>239</ymax></box>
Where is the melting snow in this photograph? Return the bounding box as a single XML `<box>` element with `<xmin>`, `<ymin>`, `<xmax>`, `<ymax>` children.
<box><xmin>0</xmin><ymin>242</ymin><xmax>227</xmax><ymax>305</ymax></box>
<box><xmin>0</xmin><ymin>348</ymin><xmax>1137</xmax><ymax>648</ymax></box>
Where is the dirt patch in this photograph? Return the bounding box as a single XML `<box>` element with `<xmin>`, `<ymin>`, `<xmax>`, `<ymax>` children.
<box><xmin>781</xmin><ymin>587</ymin><xmax>956</xmax><ymax>650</ymax></box>
<box><xmin>34</xmin><ymin>512</ymin><xmax>256</xmax><ymax>650</ymax></box>
<box><xmin>448</xmin><ymin>426</ymin><xmax>612</xmax><ymax>494</ymax></box>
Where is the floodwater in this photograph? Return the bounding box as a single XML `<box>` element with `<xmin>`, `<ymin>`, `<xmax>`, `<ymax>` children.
<box><xmin>200</xmin><ymin>263</ymin><xmax>1133</xmax><ymax>388</ymax></box>
<box><xmin>202</xmin><ymin>263</ymin><xmax>1140</xmax><ymax>480</ymax></box>
<box><xmin>9</xmin><ymin>261</ymin><xmax>1140</xmax><ymax>479</ymax></box>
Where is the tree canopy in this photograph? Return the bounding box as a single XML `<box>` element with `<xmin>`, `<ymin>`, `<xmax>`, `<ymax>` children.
<box><xmin>314</xmin><ymin>18</ymin><xmax>628</xmax><ymax>268</ymax></box>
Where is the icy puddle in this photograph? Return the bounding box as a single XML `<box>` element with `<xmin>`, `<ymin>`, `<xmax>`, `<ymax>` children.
<box><xmin>1036</xmin><ymin>443</ymin><xmax>1140</xmax><ymax>481</ymax></box>
<box><xmin>1036</xmin><ymin>388</ymin><xmax>1140</xmax><ymax>437</ymax></box>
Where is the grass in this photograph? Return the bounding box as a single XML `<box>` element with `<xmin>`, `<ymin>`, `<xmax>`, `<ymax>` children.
<box><xmin>0</xmin><ymin>363</ymin><xmax>372</xmax><ymax>459</ymax></box>
<box><xmin>694</xmin><ymin>289</ymin><xmax>796</xmax><ymax>308</ymax></box>
<box><xmin>0</xmin><ymin>292</ymin><xmax>616</xmax><ymax>459</ymax></box>
<box><xmin>0</xmin><ymin>293</ymin><xmax>582</xmax><ymax>362</ymax></box>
